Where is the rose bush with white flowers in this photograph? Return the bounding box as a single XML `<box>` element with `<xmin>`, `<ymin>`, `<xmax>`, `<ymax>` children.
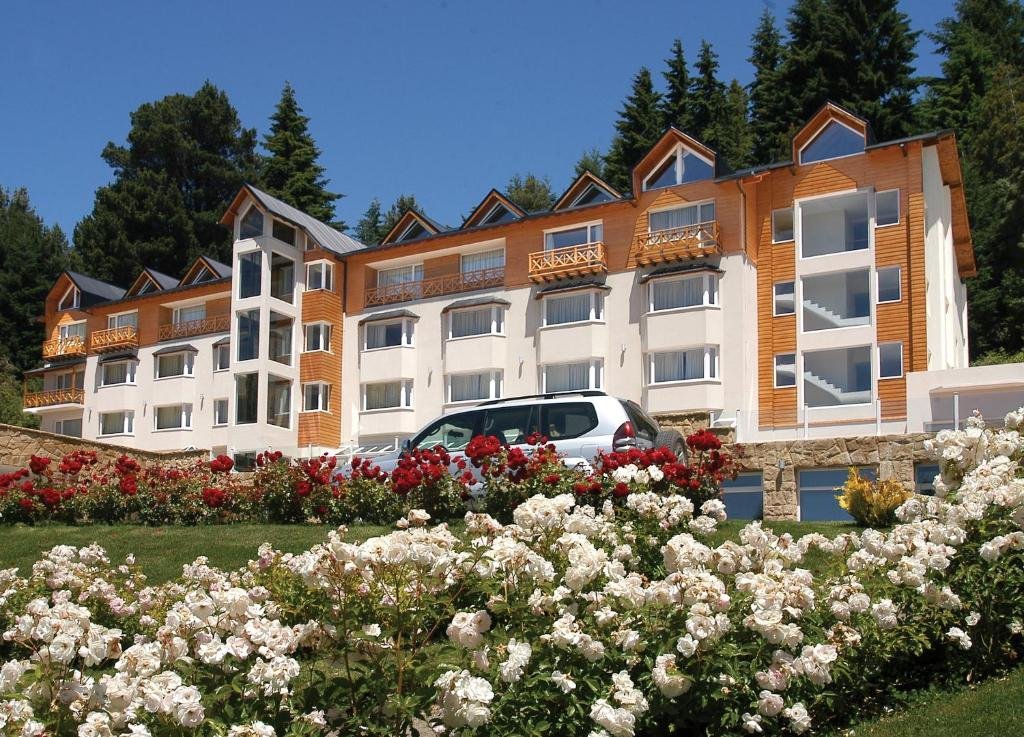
<box><xmin>1</xmin><ymin>409</ymin><xmax>1023</xmax><ymax>736</ymax></box>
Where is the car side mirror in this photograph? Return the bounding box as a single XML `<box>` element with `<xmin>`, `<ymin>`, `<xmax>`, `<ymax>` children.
<box><xmin>401</xmin><ymin>438</ymin><xmax>412</xmax><ymax>452</ymax></box>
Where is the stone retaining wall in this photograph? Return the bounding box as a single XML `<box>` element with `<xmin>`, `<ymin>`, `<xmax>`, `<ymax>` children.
<box><xmin>725</xmin><ymin>433</ymin><xmax>935</xmax><ymax>520</ymax></box>
<box><xmin>0</xmin><ymin>423</ymin><xmax>207</xmax><ymax>469</ymax></box>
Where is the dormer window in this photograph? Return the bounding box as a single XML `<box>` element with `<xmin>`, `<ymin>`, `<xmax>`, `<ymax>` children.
<box><xmin>240</xmin><ymin>205</ymin><xmax>264</xmax><ymax>239</ymax></box>
<box><xmin>643</xmin><ymin>145</ymin><xmax>714</xmax><ymax>191</ymax></box>
<box><xmin>570</xmin><ymin>183</ymin><xmax>614</xmax><ymax>208</ymax></box>
<box><xmin>799</xmin><ymin>121</ymin><xmax>866</xmax><ymax>165</ymax></box>
<box><xmin>58</xmin><ymin>286</ymin><xmax>80</xmax><ymax>311</ymax></box>
<box><xmin>189</xmin><ymin>265</ymin><xmax>216</xmax><ymax>284</ymax></box>
<box><xmin>272</xmin><ymin>220</ymin><xmax>296</xmax><ymax>245</ymax></box>
<box><xmin>137</xmin><ymin>279</ymin><xmax>157</xmax><ymax>295</ymax></box>
<box><xmin>479</xmin><ymin>203</ymin><xmax>518</xmax><ymax>225</ymax></box>
<box><xmin>396</xmin><ymin>220</ymin><xmax>429</xmax><ymax>242</ymax></box>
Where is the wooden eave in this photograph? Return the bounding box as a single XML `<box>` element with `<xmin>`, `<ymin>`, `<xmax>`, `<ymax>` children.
<box><xmin>631</xmin><ymin>127</ymin><xmax>717</xmax><ymax>196</ymax></box>
<box><xmin>791</xmin><ymin>102</ymin><xmax>869</xmax><ymax>163</ymax></box>
<box><xmin>462</xmin><ymin>190</ymin><xmax>526</xmax><ymax>228</ymax></box>
<box><xmin>553</xmin><ymin>171</ymin><xmax>623</xmax><ymax>211</ymax></box>
<box><xmin>381</xmin><ymin>210</ymin><xmax>441</xmax><ymax>245</ymax></box>
<box><xmin>125</xmin><ymin>271</ymin><xmax>161</xmax><ymax>297</ymax></box>
<box><xmin>935</xmin><ymin>134</ymin><xmax>977</xmax><ymax>278</ymax></box>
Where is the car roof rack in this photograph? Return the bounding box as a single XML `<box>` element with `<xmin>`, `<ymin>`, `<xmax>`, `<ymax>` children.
<box><xmin>476</xmin><ymin>390</ymin><xmax>607</xmax><ymax>407</ymax></box>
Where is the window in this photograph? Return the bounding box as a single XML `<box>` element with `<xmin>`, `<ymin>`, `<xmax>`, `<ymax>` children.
<box><xmin>272</xmin><ymin>220</ymin><xmax>296</xmax><ymax>245</ymax></box>
<box><xmin>107</xmin><ymin>312</ymin><xmax>138</xmax><ymax>329</ymax></box>
<box><xmin>772</xmin><ymin>207</ymin><xmax>794</xmax><ymax>242</ymax></box>
<box><xmin>215</xmin><ymin>343</ymin><xmax>230</xmax><ymax>371</ymax></box>
<box><xmin>542</xmin><ymin>403</ymin><xmax>600</xmax><ymax>441</ymax></box>
<box><xmin>878</xmin><ymin>342</ymin><xmax>903</xmax><ymax>379</ymax></box>
<box><xmin>723</xmin><ymin>472</ymin><xmax>764</xmax><ymax>520</ymax></box>
<box><xmin>877</xmin><ymin>266</ymin><xmax>901</xmax><ymax>303</ymax></box>
<box><xmin>99</xmin><ymin>410</ymin><xmax>133</xmax><ymax>437</ymax></box>
<box><xmin>58</xmin><ymin>286</ymin><xmax>80</xmax><ymax>311</ymax></box>
<box><xmin>101</xmin><ymin>361</ymin><xmax>136</xmax><ymax>386</ymax></box>
<box><xmin>365</xmin><ymin>319</ymin><xmax>413</xmax><ymax>349</ymax></box>
<box><xmin>395</xmin><ymin>220</ymin><xmax>429</xmax><ymax>242</ymax></box>
<box><xmin>173</xmin><ymin>304</ymin><xmax>206</xmax><ymax>325</ymax></box>
<box><xmin>798</xmin><ymin>121</ymin><xmax>866</xmax><ymax>165</ymax></box>
<box><xmin>774</xmin><ymin>354</ymin><xmax>796</xmax><ymax>388</ymax></box>
<box><xmin>377</xmin><ymin>264</ymin><xmax>423</xmax><ymax>290</ymax></box>
<box><xmin>648</xmin><ymin>201</ymin><xmax>716</xmax><ymax>234</ymax></box>
<box><xmin>156</xmin><ymin>351</ymin><xmax>195</xmax><ymax>378</ymax></box>
<box><xmin>237</xmin><ymin>309</ymin><xmax>260</xmax><ymax>361</ymax></box>
<box><xmin>363</xmin><ymin>380</ymin><xmax>413</xmax><ymax>411</ymax></box>
<box><xmin>240</xmin><ymin>206</ymin><xmax>263</xmax><ymax>239</ymax></box>
<box><xmin>52</xmin><ymin>371</ymin><xmax>83</xmax><ymax>390</ymax></box>
<box><xmin>649</xmin><ymin>347</ymin><xmax>718</xmax><ymax>383</ymax></box>
<box><xmin>479</xmin><ymin>204</ymin><xmax>517</xmax><ymax>225</ymax></box>
<box><xmin>649</xmin><ymin>273</ymin><xmax>717</xmax><ymax>311</ymax></box>
<box><xmin>233</xmin><ymin>451</ymin><xmax>259</xmax><ymax>472</ymax></box>
<box><xmin>213</xmin><ymin>399</ymin><xmax>229</xmax><ymax>426</ymax></box>
<box><xmin>544</xmin><ymin>223</ymin><xmax>603</xmax><ymax>250</ymax></box>
<box><xmin>306</xmin><ymin>262</ymin><xmax>333</xmax><ymax>291</ymax></box>
<box><xmin>569</xmin><ymin>184</ymin><xmax>614</xmax><ymax>208</ymax></box>
<box><xmin>914</xmin><ymin>463</ymin><xmax>940</xmax><ymax>495</ymax></box>
<box><xmin>270</xmin><ymin>253</ymin><xmax>294</xmax><ymax>303</ymax></box>
<box><xmin>155</xmin><ymin>404</ymin><xmax>192</xmax><ymax>431</ymax></box>
<box><xmin>544</xmin><ymin>291</ymin><xmax>602</xmax><ymax>325</ymax></box>
<box><xmin>480</xmin><ymin>406</ymin><xmax>539</xmax><ymax>446</ymax></box>
<box><xmin>235</xmin><ymin>374</ymin><xmax>258</xmax><ymax>424</ymax></box>
<box><xmin>413</xmin><ymin>412</ymin><xmax>482</xmax><ymax>451</ymax></box>
<box><xmin>54</xmin><ymin>418</ymin><xmax>82</xmax><ymax>438</ymax></box>
<box><xmin>269</xmin><ymin>311</ymin><xmax>293</xmax><ymax>366</ymax></box>
<box><xmin>543</xmin><ymin>360</ymin><xmax>602</xmax><ymax>392</ymax></box>
<box><xmin>59</xmin><ymin>322</ymin><xmax>86</xmax><ymax>340</ymax></box>
<box><xmin>803</xmin><ymin>345</ymin><xmax>872</xmax><ymax>407</ymax></box>
<box><xmin>642</xmin><ymin>145</ymin><xmax>715</xmax><ymax>190</ymax></box>
<box><xmin>449</xmin><ymin>306</ymin><xmax>503</xmax><ymax>338</ymax></box>
<box><xmin>189</xmin><ymin>265</ymin><xmax>215</xmax><ymax>285</ymax></box>
<box><xmin>799</xmin><ymin>191</ymin><xmax>870</xmax><ymax>258</ymax></box>
<box><xmin>448</xmin><ymin>371</ymin><xmax>502</xmax><ymax>403</ymax></box>
<box><xmin>876</xmin><ymin>189</ymin><xmax>900</xmax><ymax>226</ymax></box>
<box><xmin>238</xmin><ymin>252</ymin><xmax>262</xmax><ymax>298</ymax></box>
<box><xmin>801</xmin><ymin>269</ymin><xmax>870</xmax><ymax>331</ymax></box>
<box><xmin>799</xmin><ymin>467</ymin><xmax>875</xmax><ymax>521</ymax></box>
<box><xmin>773</xmin><ymin>281</ymin><xmax>795</xmax><ymax>316</ymax></box>
<box><xmin>267</xmin><ymin>376</ymin><xmax>291</xmax><ymax>429</ymax></box>
<box><xmin>303</xmin><ymin>383</ymin><xmax>330</xmax><ymax>412</ymax></box>
<box><xmin>304</xmin><ymin>323</ymin><xmax>332</xmax><ymax>352</ymax></box>
<box><xmin>461</xmin><ymin>248</ymin><xmax>505</xmax><ymax>275</ymax></box>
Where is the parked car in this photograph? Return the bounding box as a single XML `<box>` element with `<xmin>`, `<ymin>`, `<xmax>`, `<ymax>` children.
<box><xmin>352</xmin><ymin>391</ymin><xmax>685</xmax><ymax>483</ymax></box>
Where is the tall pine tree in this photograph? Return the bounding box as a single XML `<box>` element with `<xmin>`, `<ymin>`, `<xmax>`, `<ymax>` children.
<box><xmin>262</xmin><ymin>82</ymin><xmax>343</xmax><ymax>227</ymax></box>
<box><xmin>574</xmin><ymin>148</ymin><xmax>606</xmax><ymax>180</ymax></box>
<box><xmin>74</xmin><ymin>82</ymin><xmax>261</xmax><ymax>285</ymax></box>
<box><xmin>660</xmin><ymin>39</ymin><xmax>693</xmax><ymax>133</ymax></box>
<box><xmin>506</xmin><ymin>173</ymin><xmax>556</xmax><ymax>213</ymax></box>
<box><xmin>355</xmin><ymin>198</ymin><xmax>385</xmax><ymax>246</ymax></box>
<box><xmin>748</xmin><ymin>9</ymin><xmax>790</xmax><ymax>163</ymax></box>
<box><xmin>688</xmin><ymin>41</ymin><xmax>727</xmax><ymax>142</ymax></box>
<box><xmin>717</xmin><ymin>81</ymin><xmax>754</xmax><ymax>170</ymax></box>
<box><xmin>604</xmin><ymin>68</ymin><xmax>664</xmax><ymax>194</ymax></box>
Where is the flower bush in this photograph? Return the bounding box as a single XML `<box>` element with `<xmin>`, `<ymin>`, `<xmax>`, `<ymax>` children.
<box><xmin>1</xmin><ymin>408</ymin><xmax>1022</xmax><ymax>735</ymax></box>
<box><xmin>836</xmin><ymin>467</ymin><xmax>913</xmax><ymax>527</ymax></box>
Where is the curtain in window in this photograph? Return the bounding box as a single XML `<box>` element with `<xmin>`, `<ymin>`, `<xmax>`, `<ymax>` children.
<box><xmin>649</xmin><ymin>205</ymin><xmax>698</xmax><ymax>233</ymax></box>
<box><xmin>545</xmin><ymin>293</ymin><xmax>590</xmax><ymax>325</ymax></box>
<box><xmin>267</xmin><ymin>381</ymin><xmax>291</xmax><ymax>428</ymax></box>
<box><xmin>156</xmin><ymin>406</ymin><xmax>181</xmax><ymax>430</ymax></box>
<box><xmin>109</xmin><ymin>313</ymin><xmax>138</xmax><ymax>329</ymax></box>
<box><xmin>461</xmin><ymin>249</ymin><xmax>505</xmax><ymax>274</ymax></box>
<box><xmin>653</xmin><ymin>348</ymin><xmax>704</xmax><ymax>382</ymax></box>
<box><xmin>545</xmin><ymin>363</ymin><xmax>590</xmax><ymax>392</ymax></box>
<box><xmin>652</xmin><ymin>277</ymin><xmax>703</xmax><ymax>310</ymax></box>
<box><xmin>175</xmin><ymin>305</ymin><xmax>205</xmax><ymax>324</ymax></box>
<box><xmin>158</xmin><ymin>354</ymin><xmax>185</xmax><ymax>377</ymax></box>
<box><xmin>377</xmin><ymin>265</ymin><xmax>423</xmax><ymax>286</ymax></box>
<box><xmin>366</xmin><ymin>382</ymin><xmax>402</xmax><ymax>410</ymax></box>
<box><xmin>60</xmin><ymin>323</ymin><xmax>86</xmax><ymax>339</ymax></box>
<box><xmin>365</xmin><ymin>322</ymin><xmax>404</xmax><ymax>349</ymax></box>
<box><xmin>451</xmin><ymin>308</ymin><xmax>492</xmax><ymax>337</ymax></box>
<box><xmin>451</xmin><ymin>373</ymin><xmax>488</xmax><ymax>402</ymax></box>
<box><xmin>103</xmin><ymin>363</ymin><xmax>128</xmax><ymax>385</ymax></box>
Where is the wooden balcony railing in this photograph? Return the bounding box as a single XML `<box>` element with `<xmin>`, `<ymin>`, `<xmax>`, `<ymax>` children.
<box><xmin>90</xmin><ymin>326</ymin><xmax>138</xmax><ymax>353</ymax></box>
<box><xmin>365</xmin><ymin>268</ymin><xmax>505</xmax><ymax>307</ymax></box>
<box><xmin>42</xmin><ymin>336</ymin><xmax>86</xmax><ymax>359</ymax></box>
<box><xmin>23</xmin><ymin>388</ymin><xmax>85</xmax><ymax>409</ymax></box>
<box><xmin>158</xmin><ymin>314</ymin><xmax>230</xmax><ymax>341</ymax></box>
<box><xmin>528</xmin><ymin>242</ymin><xmax>607</xmax><ymax>282</ymax></box>
<box><xmin>633</xmin><ymin>222</ymin><xmax>721</xmax><ymax>265</ymax></box>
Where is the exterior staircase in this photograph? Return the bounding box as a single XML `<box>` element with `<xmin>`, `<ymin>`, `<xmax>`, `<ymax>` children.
<box><xmin>803</xmin><ymin>370</ymin><xmax>871</xmax><ymax>406</ymax></box>
<box><xmin>803</xmin><ymin>298</ymin><xmax>868</xmax><ymax>330</ymax></box>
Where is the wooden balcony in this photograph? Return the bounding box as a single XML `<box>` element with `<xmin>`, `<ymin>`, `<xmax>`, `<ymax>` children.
<box><xmin>365</xmin><ymin>268</ymin><xmax>505</xmax><ymax>307</ymax></box>
<box><xmin>90</xmin><ymin>326</ymin><xmax>138</xmax><ymax>353</ymax></box>
<box><xmin>528</xmin><ymin>242</ymin><xmax>607</xmax><ymax>283</ymax></box>
<box><xmin>42</xmin><ymin>336</ymin><xmax>86</xmax><ymax>360</ymax></box>
<box><xmin>23</xmin><ymin>388</ymin><xmax>85</xmax><ymax>409</ymax></box>
<box><xmin>633</xmin><ymin>222</ymin><xmax>721</xmax><ymax>265</ymax></box>
<box><xmin>158</xmin><ymin>314</ymin><xmax>230</xmax><ymax>341</ymax></box>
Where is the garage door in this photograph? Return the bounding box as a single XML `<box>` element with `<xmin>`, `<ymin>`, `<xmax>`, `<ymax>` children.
<box><xmin>722</xmin><ymin>472</ymin><xmax>764</xmax><ymax>519</ymax></box>
<box><xmin>798</xmin><ymin>467</ymin><xmax>876</xmax><ymax>521</ymax></box>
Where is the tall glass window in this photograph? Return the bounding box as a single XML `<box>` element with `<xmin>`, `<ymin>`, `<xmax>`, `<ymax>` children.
<box><xmin>237</xmin><ymin>309</ymin><xmax>260</xmax><ymax>361</ymax></box>
<box><xmin>270</xmin><ymin>253</ymin><xmax>294</xmax><ymax>303</ymax></box>
<box><xmin>267</xmin><ymin>376</ymin><xmax>291</xmax><ymax>428</ymax></box>
<box><xmin>269</xmin><ymin>311</ymin><xmax>293</xmax><ymax>366</ymax></box>
<box><xmin>238</xmin><ymin>252</ymin><xmax>262</xmax><ymax>298</ymax></box>
<box><xmin>235</xmin><ymin>373</ymin><xmax>258</xmax><ymax>424</ymax></box>
<box><xmin>240</xmin><ymin>207</ymin><xmax>264</xmax><ymax>239</ymax></box>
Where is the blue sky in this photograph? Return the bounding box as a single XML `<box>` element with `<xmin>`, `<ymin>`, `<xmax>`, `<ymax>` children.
<box><xmin>2</xmin><ymin>0</ymin><xmax>954</xmax><ymax>242</ymax></box>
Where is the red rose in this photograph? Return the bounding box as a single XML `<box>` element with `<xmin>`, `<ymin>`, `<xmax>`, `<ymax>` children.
<box><xmin>29</xmin><ymin>455</ymin><xmax>51</xmax><ymax>475</ymax></box>
<box><xmin>295</xmin><ymin>480</ymin><xmax>312</xmax><ymax>497</ymax></box>
<box><xmin>18</xmin><ymin>497</ymin><xmax>34</xmax><ymax>511</ymax></box>
<box><xmin>202</xmin><ymin>487</ymin><xmax>227</xmax><ymax>508</ymax></box>
<box><xmin>613</xmin><ymin>482</ymin><xmax>630</xmax><ymax>497</ymax></box>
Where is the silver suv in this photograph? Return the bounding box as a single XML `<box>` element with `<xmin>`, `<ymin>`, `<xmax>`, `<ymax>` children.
<box><xmin>364</xmin><ymin>391</ymin><xmax>684</xmax><ymax>478</ymax></box>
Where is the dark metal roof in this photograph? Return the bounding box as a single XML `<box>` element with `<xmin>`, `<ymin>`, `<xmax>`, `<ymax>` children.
<box><xmin>152</xmin><ymin>343</ymin><xmax>198</xmax><ymax>356</ymax></box>
<box><xmin>441</xmin><ymin>296</ymin><xmax>512</xmax><ymax>313</ymax></box>
<box><xmin>145</xmin><ymin>269</ymin><xmax>179</xmax><ymax>290</ymax></box>
<box><xmin>536</xmin><ymin>278</ymin><xmax>611</xmax><ymax>298</ymax></box>
<box><xmin>97</xmin><ymin>276</ymin><xmax>231</xmax><ymax>309</ymax></box>
<box><xmin>24</xmin><ymin>357</ymin><xmax>85</xmax><ymax>376</ymax></box>
<box><xmin>212</xmin><ymin>336</ymin><xmax>231</xmax><ymax>347</ymax></box>
<box><xmin>202</xmin><ymin>257</ymin><xmax>233</xmax><ymax>279</ymax></box>
<box><xmin>245</xmin><ymin>185</ymin><xmax>367</xmax><ymax>256</ymax></box>
<box><xmin>66</xmin><ymin>271</ymin><xmax>126</xmax><ymax>302</ymax></box>
<box><xmin>358</xmin><ymin>309</ymin><xmax>419</xmax><ymax>325</ymax></box>
<box><xmin>640</xmin><ymin>262</ymin><xmax>723</xmax><ymax>283</ymax></box>
<box><xmin>98</xmin><ymin>351</ymin><xmax>138</xmax><ymax>363</ymax></box>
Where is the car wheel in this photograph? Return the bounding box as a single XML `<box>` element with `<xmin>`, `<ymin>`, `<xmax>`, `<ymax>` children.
<box><xmin>654</xmin><ymin>429</ymin><xmax>686</xmax><ymax>460</ymax></box>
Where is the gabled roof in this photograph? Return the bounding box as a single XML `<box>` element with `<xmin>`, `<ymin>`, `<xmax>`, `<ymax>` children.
<box><xmin>220</xmin><ymin>184</ymin><xmax>367</xmax><ymax>256</ymax></box>
<box><xmin>381</xmin><ymin>210</ymin><xmax>444</xmax><ymax>246</ymax></box>
<box><xmin>179</xmin><ymin>256</ymin><xmax>232</xmax><ymax>287</ymax></box>
<box><xmin>461</xmin><ymin>190</ymin><xmax>526</xmax><ymax>229</ymax></box>
<box><xmin>553</xmin><ymin>171</ymin><xmax>623</xmax><ymax>211</ymax></box>
<box><xmin>65</xmin><ymin>271</ymin><xmax>126</xmax><ymax>303</ymax></box>
<box><xmin>792</xmin><ymin>101</ymin><xmax>871</xmax><ymax>164</ymax></box>
<box><xmin>631</xmin><ymin>128</ymin><xmax>723</xmax><ymax>196</ymax></box>
<box><xmin>125</xmin><ymin>268</ymin><xmax>178</xmax><ymax>297</ymax></box>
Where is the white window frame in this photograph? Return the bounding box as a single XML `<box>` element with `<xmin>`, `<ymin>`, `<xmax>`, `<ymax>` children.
<box><xmin>239</xmin><ymin>203</ymin><xmax>265</xmax><ymax>240</ymax></box>
<box><xmin>773</xmin><ymin>281</ymin><xmax>796</xmax><ymax>317</ymax></box>
<box><xmin>213</xmin><ymin>398</ymin><xmax>229</xmax><ymax>427</ymax></box>
<box><xmin>377</xmin><ymin>264</ymin><xmax>424</xmax><ymax>287</ymax></box>
<box><xmin>459</xmin><ymin>248</ymin><xmax>506</xmax><ymax>274</ymax></box>
<box><xmin>774</xmin><ymin>353</ymin><xmax>797</xmax><ymax>388</ymax></box>
<box><xmin>214</xmin><ymin>343</ymin><xmax>230</xmax><ymax>371</ymax></box>
<box><xmin>875</xmin><ymin>189</ymin><xmax>900</xmax><ymax>227</ymax></box>
<box><xmin>647</xmin><ymin>272</ymin><xmax>719</xmax><ymax>313</ymax></box>
<box><xmin>237</xmin><ymin>250</ymin><xmax>263</xmax><ymax>300</ymax></box>
<box><xmin>59</xmin><ymin>321</ymin><xmax>86</xmax><ymax>340</ymax></box>
<box><xmin>361</xmin><ymin>380</ymin><xmax>414</xmax><ymax>412</ymax></box>
<box><xmin>100</xmin><ymin>360</ymin><xmax>137</xmax><ymax>387</ymax></box>
<box><xmin>54</xmin><ymin>418</ymin><xmax>83</xmax><ymax>437</ymax></box>
<box><xmin>541</xmin><ymin>360</ymin><xmax>603</xmax><ymax>393</ymax></box>
<box><xmin>797</xmin><ymin>119</ymin><xmax>866</xmax><ymax>165</ymax></box>
<box><xmin>363</xmin><ymin>318</ymin><xmax>414</xmax><ymax>350</ymax></box>
<box><xmin>446</xmin><ymin>370</ymin><xmax>503</xmax><ymax>404</ymax></box>
<box><xmin>878</xmin><ymin>342</ymin><xmax>904</xmax><ymax>380</ymax></box>
<box><xmin>543</xmin><ymin>220</ymin><xmax>603</xmax><ymax>251</ymax></box>
<box><xmin>646</xmin><ymin>199</ymin><xmax>716</xmax><ymax>234</ymax></box>
<box><xmin>172</xmin><ymin>303</ymin><xmax>206</xmax><ymax>325</ymax></box>
<box><xmin>106</xmin><ymin>310</ymin><xmax>138</xmax><ymax>330</ymax></box>
<box><xmin>58</xmin><ymin>285</ymin><xmax>80</xmax><ymax>311</ymax></box>
<box><xmin>772</xmin><ymin>207</ymin><xmax>795</xmax><ymax>243</ymax></box>
<box><xmin>302</xmin><ymin>382</ymin><xmax>331</xmax><ymax>413</ymax></box>
<box><xmin>305</xmin><ymin>260</ymin><xmax>334</xmax><ymax>292</ymax></box>
<box><xmin>155</xmin><ymin>351</ymin><xmax>195</xmax><ymax>379</ymax></box>
<box><xmin>188</xmin><ymin>266</ymin><xmax>215</xmax><ymax>285</ymax></box>
<box><xmin>153</xmin><ymin>403</ymin><xmax>193</xmax><ymax>432</ymax></box>
<box><xmin>542</xmin><ymin>289</ymin><xmax>604</xmax><ymax>327</ymax></box>
<box><xmin>647</xmin><ymin>346</ymin><xmax>720</xmax><ymax>385</ymax></box>
<box><xmin>98</xmin><ymin>410</ymin><xmax>134</xmax><ymax>437</ymax></box>
<box><xmin>641</xmin><ymin>143</ymin><xmax>715</xmax><ymax>191</ymax></box>
<box><xmin>304</xmin><ymin>322</ymin><xmax>333</xmax><ymax>353</ymax></box>
<box><xmin>447</xmin><ymin>305</ymin><xmax>505</xmax><ymax>339</ymax></box>
<box><xmin>876</xmin><ymin>266</ymin><xmax>902</xmax><ymax>304</ymax></box>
